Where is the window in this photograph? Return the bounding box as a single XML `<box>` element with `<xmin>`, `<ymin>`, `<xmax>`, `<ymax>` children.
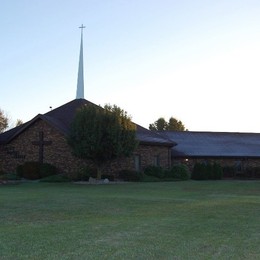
<box><xmin>154</xmin><ymin>155</ymin><xmax>160</xmax><ymax>166</ymax></box>
<box><xmin>134</xmin><ymin>154</ymin><xmax>141</xmax><ymax>171</ymax></box>
<box><xmin>234</xmin><ymin>160</ymin><xmax>242</xmax><ymax>172</ymax></box>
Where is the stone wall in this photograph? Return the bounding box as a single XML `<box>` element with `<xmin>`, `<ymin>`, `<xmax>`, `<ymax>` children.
<box><xmin>135</xmin><ymin>145</ymin><xmax>171</xmax><ymax>170</ymax></box>
<box><xmin>0</xmin><ymin>119</ymin><xmax>171</xmax><ymax>177</ymax></box>
<box><xmin>102</xmin><ymin>145</ymin><xmax>172</xmax><ymax>175</ymax></box>
<box><xmin>0</xmin><ymin>119</ymin><xmax>85</xmax><ymax>175</ymax></box>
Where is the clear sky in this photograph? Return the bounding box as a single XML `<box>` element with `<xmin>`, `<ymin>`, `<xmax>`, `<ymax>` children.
<box><xmin>1</xmin><ymin>0</ymin><xmax>260</xmax><ymax>132</ymax></box>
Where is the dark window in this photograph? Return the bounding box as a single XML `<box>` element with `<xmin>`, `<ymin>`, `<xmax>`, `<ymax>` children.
<box><xmin>154</xmin><ymin>155</ymin><xmax>160</xmax><ymax>166</ymax></box>
<box><xmin>134</xmin><ymin>154</ymin><xmax>141</xmax><ymax>171</ymax></box>
<box><xmin>234</xmin><ymin>161</ymin><xmax>242</xmax><ymax>172</ymax></box>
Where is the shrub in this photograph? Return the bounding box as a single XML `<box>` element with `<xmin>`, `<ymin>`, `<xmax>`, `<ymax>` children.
<box><xmin>16</xmin><ymin>162</ymin><xmax>57</xmax><ymax>180</ymax></box>
<box><xmin>17</xmin><ymin>161</ymin><xmax>41</xmax><ymax>180</ymax></box>
<box><xmin>206</xmin><ymin>164</ymin><xmax>213</xmax><ymax>179</ymax></box>
<box><xmin>71</xmin><ymin>166</ymin><xmax>97</xmax><ymax>181</ymax></box>
<box><xmin>0</xmin><ymin>169</ymin><xmax>6</xmax><ymax>180</ymax></box>
<box><xmin>40</xmin><ymin>163</ymin><xmax>57</xmax><ymax>178</ymax></box>
<box><xmin>0</xmin><ymin>169</ymin><xmax>6</xmax><ymax>176</ymax></box>
<box><xmin>222</xmin><ymin>166</ymin><xmax>236</xmax><ymax>178</ymax></box>
<box><xmin>140</xmin><ymin>174</ymin><xmax>160</xmax><ymax>182</ymax></box>
<box><xmin>40</xmin><ymin>174</ymin><xmax>70</xmax><ymax>183</ymax></box>
<box><xmin>16</xmin><ymin>165</ymin><xmax>24</xmax><ymax>178</ymax></box>
<box><xmin>192</xmin><ymin>162</ymin><xmax>223</xmax><ymax>180</ymax></box>
<box><xmin>144</xmin><ymin>166</ymin><xmax>164</xmax><ymax>179</ymax></box>
<box><xmin>118</xmin><ymin>170</ymin><xmax>142</xmax><ymax>182</ymax></box>
<box><xmin>211</xmin><ymin>163</ymin><xmax>223</xmax><ymax>180</ymax></box>
<box><xmin>0</xmin><ymin>172</ymin><xmax>20</xmax><ymax>181</ymax></box>
<box><xmin>166</xmin><ymin>164</ymin><xmax>191</xmax><ymax>180</ymax></box>
<box><xmin>252</xmin><ymin>167</ymin><xmax>260</xmax><ymax>179</ymax></box>
<box><xmin>192</xmin><ymin>163</ymin><xmax>208</xmax><ymax>180</ymax></box>
<box><xmin>236</xmin><ymin>166</ymin><xmax>260</xmax><ymax>179</ymax></box>
<box><xmin>101</xmin><ymin>174</ymin><xmax>114</xmax><ymax>181</ymax></box>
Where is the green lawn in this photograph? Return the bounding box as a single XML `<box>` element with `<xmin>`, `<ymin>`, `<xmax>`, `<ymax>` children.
<box><xmin>0</xmin><ymin>181</ymin><xmax>259</xmax><ymax>259</ymax></box>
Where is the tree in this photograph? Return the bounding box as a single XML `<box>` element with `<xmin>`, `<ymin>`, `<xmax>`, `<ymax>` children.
<box><xmin>15</xmin><ymin>119</ymin><xmax>23</xmax><ymax>127</ymax></box>
<box><xmin>67</xmin><ymin>104</ymin><xmax>138</xmax><ymax>179</ymax></box>
<box><xmin>149</xmin><ymin>117</ymin><xmax>187</xmax><ymax>131</ymax></box>
<box><xmin>149</xmin><ymin>117</ymin><xmax>168</xmax><ymax>131</ymax></box>
<box><xmin>168</xmin><ymin>117</ymin><xmax>186</xmax><ymax>131</ymax></box>
<box><xmin>0</xmin><ymin>109</ymin><xmax>9</xmax><ymax>133</ymax></box>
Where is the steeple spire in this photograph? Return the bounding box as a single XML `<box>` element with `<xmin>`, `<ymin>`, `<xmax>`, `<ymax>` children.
<box><xmin>76</xmin><ymin>24</ymin><xmax>85</xmax><ymax>99</ymax></box>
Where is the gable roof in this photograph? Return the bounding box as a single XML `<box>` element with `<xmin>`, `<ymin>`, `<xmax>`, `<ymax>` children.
<box><xmin>0</xmin><ymin>99</ymin><xmax>174</xmax><ymax>147</ymax></box>
<box><xmin>43</xmin><ymin>99</ymin><xmax>98</xmax><ymax>135</ymax></box>
<box><xmin>136</xmin><ymin>125</ymin><xmax>175</xmax><ymax>147</ymax></box>
<box><xmin>160</xmin><ymin>131</ymin><xmax>260</xmax><ymax>158</ymax></box>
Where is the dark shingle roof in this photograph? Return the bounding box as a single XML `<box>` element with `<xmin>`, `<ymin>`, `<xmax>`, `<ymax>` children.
<box><xmin>0</xmin><ymin>123</ymin><xmax>26</xmax><ymax>144</ymax></box>
<box><xmin>160</xmin><ymin>131</ymin><xmax>260</xmax><ymax>158</ymax></box>
<box><xmin>0</xmin><ymin>99</ymin><xmax>174</xmax><ymax>147</ymax></box>
<box><xmin>43</xmin><ymin>99</ymin><xmax>98</xmax><ymax>135</ymax></box>
<box><xmin>136</xmin><ymin>125</ymin><xmax>175</xmax><ymax>146</ymax></box>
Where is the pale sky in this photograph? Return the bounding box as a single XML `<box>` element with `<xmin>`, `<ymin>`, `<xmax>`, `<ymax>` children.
<box><xmin>1</xmin><ymin>0</ymin><xmax>260</xmax><ymax>132</ymax></box>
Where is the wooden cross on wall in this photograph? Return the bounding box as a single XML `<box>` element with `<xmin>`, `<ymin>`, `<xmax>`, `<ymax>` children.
<box><xmin>32</xmin><ymin>131</ymin><xmax>52</xmax><ymax>163</ymax></box>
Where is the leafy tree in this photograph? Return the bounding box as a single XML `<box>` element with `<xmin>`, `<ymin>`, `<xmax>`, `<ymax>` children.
<box><xmin>0</xmin><ymin>109</ymin><xmax>9</xmax><ymax>133</ymax></box>
<box><xmin>16</xmin><ymin>119</ymin><xmax>23</xmax><ymax>127</ymax></box>
<box><xmin>168</xmin><ymin>117</ymin><xmax>186</xmax><ymax>131</ymax></box>
<box><xmin>149</xmin><ymin>117</ymin><xmax>167</xmax><ymax>131</ymax></box>
<box><xmin>67</xmin><ymin>104</ymin><xmax>138</xmax><ymax>179</ymax></box>
<box><xmin>149</xmin><ymin>117</ymin><xmax>187</xmax><ymax>131</ymax></box>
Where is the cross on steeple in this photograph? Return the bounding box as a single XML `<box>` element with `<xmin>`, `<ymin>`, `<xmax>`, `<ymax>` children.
<box><xmin>32</xmin><ymin>131</ymin><xmax>52</xmax><ymax>163</ymax></box>
<box><xmin>79</xmin><ymin>24</ymin><xmax>86</xmax><ymax>32</ymax></box>
<box><xmin>76</xmin><ymin>24</ymin><xmax>85</xmax><ymax>99</ymax></box>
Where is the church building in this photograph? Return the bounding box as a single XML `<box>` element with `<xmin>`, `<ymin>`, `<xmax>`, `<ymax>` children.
<box><xmin>1</xmin><ymin>26</ymin><xmax>260</xmax><ymax>179</ymax></box>
<box><xmin>0</xmin><ymin>99</ymin><xmax>174</xmax><ymax>176</ymax></box>
<box><xmin>0</xmin><ymin>26</ymin><xmax>174</xmax><ymax>177</ymax></box>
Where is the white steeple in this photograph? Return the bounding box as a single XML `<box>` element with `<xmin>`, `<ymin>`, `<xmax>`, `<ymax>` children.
<box><xmin>76</xmin><ymin>24</ymin><xmax>85</xmax><ymax>99</ymax></box>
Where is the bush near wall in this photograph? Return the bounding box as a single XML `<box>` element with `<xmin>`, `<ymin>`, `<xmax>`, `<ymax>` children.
<box><xmin>191</xmin><ymin>163</ymin><xmax>206</xmax><ymax>180</ymax></box>
<box><xmin>71</xmin><ymin>166</ymin><xmax>97</xmax><ymax>181</ymax></box>
<box><xmin>117</xmin><ymin>170</ymin><xmax>142</xmax><ymax>182</ymax></box>
<box><xmin>16</xmin><ymin>162</ymin><xmax>57</xmax><ymax>180</ymax></box>
<box><xmin>165</xmin><ymin>164</ymin><xmax>191</xmax><ymax>180</ymax></box>
<box><xmin>0</xmin><ymin>170</ymin><xmax>6</xmax><ymax>177</ymax></box>
<box><xmin>247</xmin><ymin>167</ymin><xmax>260</xmax><ymax>179</ymax></box>
<box><xmin>192</xmin><ymin>162</ymin><xmax>223</xmax><ymax>180</ymax></box>
<box><xmin>0</xmin><ymin>172</ymin><xmax>20</xmax><ymax>181</ymax></box>
<box><xmin>143</xmin><ymin>165</ymin><xmax>191</xmax><ymax>181</ymax></box>
<box><xmin>222</xmin><ymin>166</ymin><xmax>236</xmax><ymax>178</ymax></box>
<box><xmin>144</xmin><ymin>166</ymin><xmax>165</xmax><ymax>179</ymax></box>
<box><xmin>40</xmin><ymin>163</ymin><xmax>57</xmax><ymax>178</ymax></box>
<box><xmin>222</xmin><ymin>166</ymin><xmax>260</xmax><ymax>179</ymax></box>
<box><xmin>40</xmin><ymin>174</ymin><xmax>70</xmax><ymax>183</ymax></box>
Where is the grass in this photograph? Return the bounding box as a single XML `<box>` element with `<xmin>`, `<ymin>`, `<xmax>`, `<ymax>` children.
<box><xmin>0</xmin><ymin>181</ymin><xmax>259</xmax><ymax>259</ymax></box>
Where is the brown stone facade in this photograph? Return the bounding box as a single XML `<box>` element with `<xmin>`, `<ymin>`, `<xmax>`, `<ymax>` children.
<box><xmin>0</xmin><ymin>119</ymin><xmax>171</xmax><ymax>177</ymax></box>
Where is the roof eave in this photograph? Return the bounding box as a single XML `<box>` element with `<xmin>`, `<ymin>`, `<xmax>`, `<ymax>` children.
<box><xmin>1</xmin><ymin>114</ymin><xmax>68</xmax><ymax>144</ymax></box>
<box><xmin>140</xmin><ymin>141</ymin><xmax>175</xmax><ymax>147</ymax></box>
